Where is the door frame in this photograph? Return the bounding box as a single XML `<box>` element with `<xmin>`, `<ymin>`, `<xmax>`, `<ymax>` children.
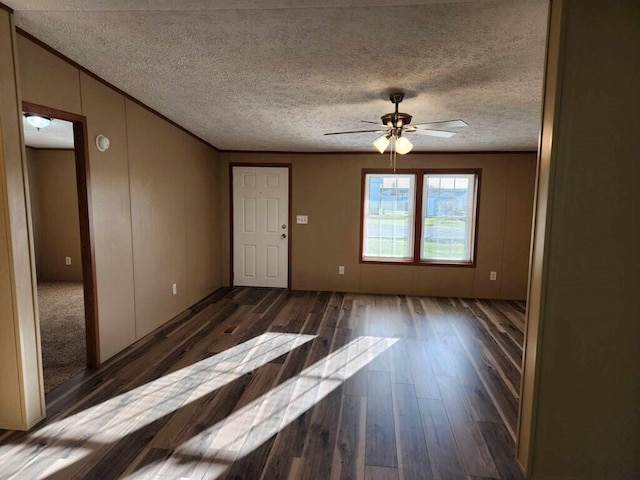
<box><xmin>229</xmin><ymin>162</ymin><xmax>292</xmax><ymax>289</ymax></box>
<box><xmin>22</xmin><ymin>101</ymin><xmax>100</xmax><ymax>368</ymax></box>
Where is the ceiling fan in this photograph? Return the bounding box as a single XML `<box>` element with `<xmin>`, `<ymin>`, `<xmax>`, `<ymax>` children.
<box><xmin>324</xmin><ymin>92</ymin><xmax>468</xmax><ymax>170</ymax></box>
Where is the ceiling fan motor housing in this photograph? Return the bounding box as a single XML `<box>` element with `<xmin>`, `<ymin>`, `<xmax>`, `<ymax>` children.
<box><xmin>381</xmin><ymin>112</ymin><xmax>413</xmax><ymax>128</ymax></box>
<box><xmin>382</xmin><ymin>92</ymin><xmax>412</xmax><ymax>127</ymax></box>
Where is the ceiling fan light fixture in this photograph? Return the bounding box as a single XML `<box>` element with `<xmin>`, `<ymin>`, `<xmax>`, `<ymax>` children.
<box><xmin>24</xmin><ymin>113</ymin><xmax>52</xmax><ymax>130</ymax></box>
<box><xmin>395</xmin><ymin>135</ymin><xmax>413</xmax><ymax>155</ymax></box>
<box><xmin>324</xmin><ymin>91</ymin><xmax>466</xmax><ymax>167</ymax></box>
<box><xmin>373</xmin><ymin>134</ymin><xmax>391</xmax><ymax>154</ymax></box>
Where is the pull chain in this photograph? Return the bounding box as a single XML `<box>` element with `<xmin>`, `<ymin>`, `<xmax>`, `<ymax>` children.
<box><xmin>388</xmin><ymin>136</ymin><xmax>398</xmax><ymax>172</ymax></box>
<box><xmin>389</xmin><ymin>144</ymin><xmax>393</xmax><ymax>169</ymax></box>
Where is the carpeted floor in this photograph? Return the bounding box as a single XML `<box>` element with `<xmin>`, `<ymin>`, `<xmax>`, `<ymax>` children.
<box><xmin>37</xmin><ymin>281</ymin><xmax>86</xmax><ymax>393</ymax></box>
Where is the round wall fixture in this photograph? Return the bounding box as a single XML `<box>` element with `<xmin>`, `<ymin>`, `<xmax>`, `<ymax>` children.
<box><xmin>95</xmin><ymin>134</ymin><xmax>110</xmax><ymax>152</ymax></box>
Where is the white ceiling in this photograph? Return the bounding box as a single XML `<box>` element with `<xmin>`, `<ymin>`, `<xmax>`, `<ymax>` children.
<box><xmin>22</xmin><ymin>115</ymin><xmax>74</xmax><ymax>149</ymax></box>
<box><xmin>7</xmin><ymin>0</ymin><xmax>549</xmax><ymax>152</ymax></box>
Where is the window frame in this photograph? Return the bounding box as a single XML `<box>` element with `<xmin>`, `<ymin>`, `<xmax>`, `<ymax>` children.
<box><xmin>360</xmin><ymin>168</ymin><xmax>481</xmax><ymax>267</ymax></box>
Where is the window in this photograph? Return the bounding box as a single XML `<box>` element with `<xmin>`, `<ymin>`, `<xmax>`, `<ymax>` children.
<box><xmin>361</xmin><ymin>170</ymin><xmax>480</xmax><ymax>266</ymax></box>
<box><xmin>362</xmin><ymin>174</ymin><xmax>416</xmax><ymax>261</ymax></box>
<box><xmin>421</xmin><ymin>173</ymin><xmax>477</xmax><ymax>263</ymax></box>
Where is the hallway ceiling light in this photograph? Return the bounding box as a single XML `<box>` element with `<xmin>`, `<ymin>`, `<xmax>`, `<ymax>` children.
<box><xmin>24</xmin><ymin>113</ymin><xmax>52</xmax><ymax>130</ymax></box>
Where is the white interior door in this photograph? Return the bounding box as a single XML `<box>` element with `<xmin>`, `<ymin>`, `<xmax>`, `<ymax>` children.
<box><xmin>232</xmin><ymin>166</ymin><xmax>289</xmax><ymax>288</ymax></box>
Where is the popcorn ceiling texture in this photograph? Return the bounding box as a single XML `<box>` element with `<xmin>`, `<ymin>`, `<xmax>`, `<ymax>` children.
<box><xmin>8</xmin><ymin>0</ymin><xmax>548</xmax><ymax>152</ymax></box>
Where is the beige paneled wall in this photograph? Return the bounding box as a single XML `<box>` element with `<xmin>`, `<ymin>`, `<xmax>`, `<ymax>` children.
<box><xmin>26</xmin><ymin>148</ymin><xmax>83</xmax><ymax>282</ymax></box>
<box><xmin>519</xmin><ymin>1</ymin><xmax>640</xmax><ymax>478</ymax></box>
<box><xmin>185</xmin><ymin>136</ymin><xmax>222</xmax><ymax>306</ymax></box>
<box><xmin>220</xmin><ymin>152</ymin><xmax>536</xmax><ymax>300</ymax></box>
<box><xmin>18</xmin><ymin>33</ymin><xmax>81</xmax><ymax>115</ymax></box>
<box><xmin>0</xmin><ymin>129</ymin><xmax>25</xmax><ymax>429</ymax></box>
<box><xmin>471</xmin><ymin>157</ymin><xmax>508</xmax><ymax>298</ymax></box>
<box><xmin>79</xmin><ymin>73</ymin><xmax>136</xmax><ymax>361</ymax></box>
<box><xmin>0</xmin><ymin>10</ymin><xmax>44</xmax><ymax>430</ymax></box>
<box><xmin>501</xmin><ymin>157</ymin><xmax>536</xmax><ymax>299</ymax></box>
<box><xmin>16</xmin><ymin>34</ymin><xmax>222</xmax><ymax>366</ymax></box>
<box><xmin>127</xmin><ymin>100</ymin><xmax>189</xmax><ymax>337</ymax></box>
<box><xmin>25</xmin><ymin>147</ymin><xmax>40</xmax><ymax>271</ymax></box>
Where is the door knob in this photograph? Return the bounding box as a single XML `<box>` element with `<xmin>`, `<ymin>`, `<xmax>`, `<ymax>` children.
<box><xmin>282</xmin><ymin>224</ymin><xmax>287</xmax><ymax>229</ymax></box>
<box><xmin>281</xmin><ymin>233</ymin><xmax>287</xmax><ymax>239</ymax></box>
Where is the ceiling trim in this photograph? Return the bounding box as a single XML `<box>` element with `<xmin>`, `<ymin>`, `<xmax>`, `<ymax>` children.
<box><xmin>16</xmin><ymin>27</ymin><xmax>220</xmax><ymax>152</ymax></box>
<box><xmin>0</xmin><ymin>2</ymin><xmax>13</xmax><ymax>13</ymax></box>
<box><xmin>220</xmin><ymin>149</ymin><xmax>538</xmax><ymax>155</ymax></box>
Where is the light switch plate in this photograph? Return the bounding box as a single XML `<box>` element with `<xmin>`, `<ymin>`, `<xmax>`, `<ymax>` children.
<box><xmin>296</xmin><ymin>215</ymin><xmax>308</xmax><ymax>224</ymax></box>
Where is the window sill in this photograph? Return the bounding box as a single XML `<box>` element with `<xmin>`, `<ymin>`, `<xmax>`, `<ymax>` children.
<box><xmin>420</xmin><ymin>260</ymin><xmax>476</xmax><ymax>268</ymax></box>
<box><xmin>360</xmin><ymin>258</ymin><xmax>476</xmax><ymax>268</ymax></box>
<box><xmin>361</xmin><ymin>258</ymin><xmax>414</xmax><ymax>265</ymax></box>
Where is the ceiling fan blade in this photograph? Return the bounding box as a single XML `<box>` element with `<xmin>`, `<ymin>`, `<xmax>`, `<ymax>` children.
<box><xmin>410</xmin><ymin>119</ymin><xmax>469</xmax><ymax>129</ymax></box>
<box><xmin>324</xmin><ymin>129</ymin><xmax>388</xmax><ymax>136</ymax></box>
<box><xmin>407</xmin><ymin>129</ymin><xmax>458</xmax><ymax>138</ymax></box>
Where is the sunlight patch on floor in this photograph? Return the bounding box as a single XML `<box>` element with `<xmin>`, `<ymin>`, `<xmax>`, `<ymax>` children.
<box><xmin>148</xmin><ymin>336</ymin><xmax>399</xmax><ymax>479</ymax></box>
<box><xmin>0</xmin><ymin>332</ymin><xmax>315</xmax><ymax>479</ymax></box>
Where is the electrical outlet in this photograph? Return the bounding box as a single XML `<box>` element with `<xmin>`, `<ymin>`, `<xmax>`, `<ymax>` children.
<box><xmin>338</xmin><ymin>266</ymin><xmax>345</xmax><ymax>275</ymax></box>
<box><xmin>65</xmin><ymin>256</ymin><xmax>72</xmax><ymax>266</ymax></box>
<box><xmin>490</xmin><ymin>271</ymin><xmax>497</xmax><ymax>281</ymax></box>
<box><xmin>172</xmin><ymin>283</ymin><xmax>177</xmax><ymax>295</ymax></box>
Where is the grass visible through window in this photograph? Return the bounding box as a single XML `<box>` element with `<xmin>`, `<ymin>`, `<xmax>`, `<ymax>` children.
<box><xmin>423</xmin><ymin>217</ymin><xmax>467</xmax><ymax>261</ymax></box>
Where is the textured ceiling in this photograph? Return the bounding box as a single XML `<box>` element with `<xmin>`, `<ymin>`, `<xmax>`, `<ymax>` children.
<box><xmin>7</xmin><ymin>0</ymin><xmax>549</xmax><ymax>152</ymax></box>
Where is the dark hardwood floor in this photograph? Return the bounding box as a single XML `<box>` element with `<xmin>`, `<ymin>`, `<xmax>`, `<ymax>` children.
<box><xmin>0</xmin><ymin>288</ymin><xmax>526</xmax><ymax>480</ymax></box>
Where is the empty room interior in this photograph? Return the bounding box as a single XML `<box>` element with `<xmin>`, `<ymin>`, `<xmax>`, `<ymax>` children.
<box><xmin>23</xmin><ymin>114</ymin><xmax>89</xmax><ymax>393</ymax></box>
<box><xmin>0</xmin><ymin>1</ymin><xmax>638</xmax><ymax>480</ymax></box>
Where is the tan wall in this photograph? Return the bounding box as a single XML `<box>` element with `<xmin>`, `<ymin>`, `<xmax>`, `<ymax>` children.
<box><xmin>127</xmin><ymin>100</ymin><xmax>223</xmax><ymax>335</ymax></box>
<box><xmin>18</xmin><ymin>31</ymin><xmax>82</xmax><ymax>115</ymax></box>
<box><xmin>25</xmin><ymin>147</ymin><xmax>40</xmax><ymax>271</ymax></box>
<box><xmin>16</xmin><ymin>34</ymin><xmax>222</xmax><ymax>366</ymax></box>
<box><xmin>221</xmin><ymin>152</ymin><xmax>536</xmax><ymax>299</ymax></box>
<box><xmin>127</xmin><ymin>101</ymin><xmax>188</xmax><ymax>337</ymax></box>
<box><xmin>0</xmin><ymin>10</ymin><xmax>45</xmax><ymax>430</ymax></box>
<box><xmin>184</xmin><ymin>135</ymin><xmax>222</xmax><ymax>307</ymax></box>
<box><xmin>79</xmin><ymin>72</ymin><xmax>136</xmax><ymax>361</ymax></box>
<box><xmin>26</xmin><ymin>148</ymin><xmax>83</xmax><ymax>282</ymax></box>
<box><xmin>520</xmin><ymin>1</ymin><xmax>640</xmax><ymax>478</ymax></box>
<box><xmin>0</xmin><ymin>126</ymin><xmax>25</xmax><ymax>430</ymax></box>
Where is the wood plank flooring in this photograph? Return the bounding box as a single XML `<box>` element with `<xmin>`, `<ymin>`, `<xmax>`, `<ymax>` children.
<box><xmin>0</xmin><ymin>288</ymin><xmax>526</xmax><ymax>480</ymax></box>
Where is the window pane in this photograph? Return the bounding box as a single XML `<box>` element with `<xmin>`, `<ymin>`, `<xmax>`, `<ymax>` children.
<box><xmin>363</xmin><ymin>174</ymin><xmax>415</xmax><ymax>260</ymax></box>
<box><xmin>421</xmin><ymin>173</ymin><xmax>477</xmax><ymax>262</ymax></box>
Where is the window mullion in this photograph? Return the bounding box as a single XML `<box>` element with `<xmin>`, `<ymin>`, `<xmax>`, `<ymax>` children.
<box><xmin>413</xmin><ymin>172</ymin><xmax>422</xmax><ymax>264</ymax></box>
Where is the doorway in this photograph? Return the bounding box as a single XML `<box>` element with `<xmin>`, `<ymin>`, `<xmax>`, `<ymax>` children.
<box><xmin>231</xmin><ymin>165</ymin><xmax>291</xmax><ymax>288</ymax></box>
<box><xmin>22</xmin><ymin>101</ymin><xmax>99</xmax><ymax>393</ymax></box>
